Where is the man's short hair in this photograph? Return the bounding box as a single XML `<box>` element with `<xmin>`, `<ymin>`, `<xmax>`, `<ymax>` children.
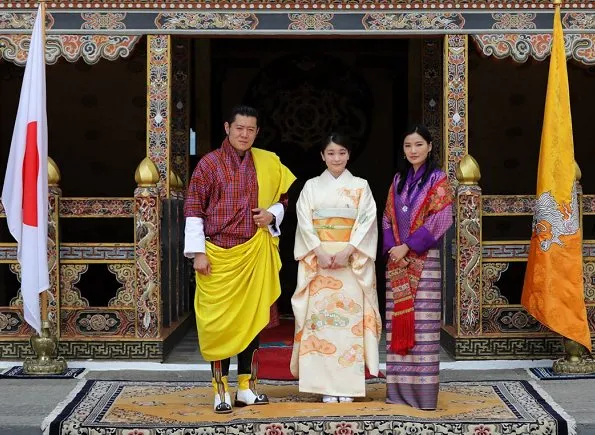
<box><xmin>228</xmin><ymin>105</ymin><xmax>259</xmax><ymax>127</ymax></box>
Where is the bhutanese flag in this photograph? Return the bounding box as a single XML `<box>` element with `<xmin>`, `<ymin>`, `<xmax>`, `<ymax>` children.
<box><xmin>521</xmin><ymin>5</ymin><xmax>591</xmax><ymax>351</ymax></box>
<box><xmin>0</xmin><ymin>4</ymin><xmax>49</xmax><ymax>335</ymax></box>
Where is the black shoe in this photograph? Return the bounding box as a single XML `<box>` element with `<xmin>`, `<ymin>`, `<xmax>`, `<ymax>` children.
<box><xmin>234</xmin><ymin>391</ymin><xmax>270</xmax><ymax>407</ymax></box>
<box><xmin>214</xmin><ymin>401</ymin><xmax>232</xmax><ymax>414</ymax></box>
<box><xmin>213</xmin><ymin>393</ymin><xmax>233</xmax><ymax>414</ymax></box>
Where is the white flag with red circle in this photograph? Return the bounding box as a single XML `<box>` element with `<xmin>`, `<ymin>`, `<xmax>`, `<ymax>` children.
<box><xmin>1</xmin><ymin>4</ymin><xmax>49</xmax><ymax>335</ymax></box>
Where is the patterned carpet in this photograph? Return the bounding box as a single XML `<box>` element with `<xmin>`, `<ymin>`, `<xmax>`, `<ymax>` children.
<box><xmin>43</xmin><ymin>379</ymin><xmax>574</xmax><ymax>435</ymax></box>
<box><xmin>0</xmin><ymin>366</ymin><xmax>86</xmax><ymax>379</ymax></box>
<box><xmin>528</xmin><ymin>367</ymin><xmax>595</xmax><ymax>381</ymax></box>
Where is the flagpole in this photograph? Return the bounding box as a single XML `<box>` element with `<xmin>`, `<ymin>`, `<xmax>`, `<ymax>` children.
<box><xmin>22</xmin><ymin>0</ymin><xmax>68</xmax><ymax>375</ymax></box>
<box><xmin>547</xmin><ymin>0</ymin><xmax>595</xmax><ymax>374</ymax></box>
<box><xmin>39</xmin><ymin>0</ymin><xmax>48</xmax><ymax>327</ymax></box>
<box><xmin>553</xmin><ymin>165</ymin><xmax>595</xmax><ymax>373</ymax></box>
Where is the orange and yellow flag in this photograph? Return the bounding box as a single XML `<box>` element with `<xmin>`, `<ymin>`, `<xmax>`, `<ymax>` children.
<box><xmin>521</xmin><ymin>4</ymin><xmax>591</xmax><ymax>351</ymax></box>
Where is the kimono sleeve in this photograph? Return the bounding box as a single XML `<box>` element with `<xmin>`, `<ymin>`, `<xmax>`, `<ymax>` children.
<box><xmin>294</xmin><ymin>180</ymin><xmax>321</xmax><ymax>260</ymax></box>
<box><xmin>349</xmin><ymin>181</ymin><xmax>378</xmax><ymax>260</ymax></box>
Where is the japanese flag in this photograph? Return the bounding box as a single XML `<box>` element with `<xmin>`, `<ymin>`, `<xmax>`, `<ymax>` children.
<box><xmin>1</xmin><ymin>4</ymin><xmax>49</xmax><ymax>335</ymax></box>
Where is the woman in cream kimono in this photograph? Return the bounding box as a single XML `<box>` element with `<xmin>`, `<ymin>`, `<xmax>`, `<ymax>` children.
<box><xmin>291</xmin><ymin>134</ymin><xmax>381</xmax><ymax>403</ymax></box>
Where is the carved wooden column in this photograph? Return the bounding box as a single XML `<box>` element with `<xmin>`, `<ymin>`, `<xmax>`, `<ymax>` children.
<box><xmin>147</xmin><ymin>34</ymin><xmax>172</xmax><ymax>199</ymax></box>
<box><xmin>443</xmin><ymin>35</ymin><xmax>468</xmax><ymax>183</ymax></box>
<box><xmin>455</xmin><ymin>156</ymin><xmax>482</xmax><ymax>338</ymax></box>
<box><xmin>134</xmin><ymin>157</ymin><xmax>161</xmax><ymax>339</ymax></box>
<box><xmin>141</xmin><ymin>34</ymin><xmax>173</xmax><ymax>336</ymax></box>
<box><xmin>443</xmin><ymin>35</ymin><xmax>482</xmax><ymax>356</ymax></box>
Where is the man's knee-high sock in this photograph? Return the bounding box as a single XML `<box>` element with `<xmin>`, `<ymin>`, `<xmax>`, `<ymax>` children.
<box><xmin>238</xmin><ymin>336</ymin><xmax>259</xmax><ymax>375</ymax></box>
<box><xmin>211</xmin><ymin>358</ymin><xmax>231</xmax><ymax>377</ymax></box>
<box><xmin>211</xmin><ymin>360</ymin><xmax>228</xmax><ymax>398</ymax></box>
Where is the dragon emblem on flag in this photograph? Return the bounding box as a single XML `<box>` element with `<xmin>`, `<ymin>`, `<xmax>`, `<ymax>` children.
<box><xmin>532</xmin><ymin>185</ymin><xmax>580</xmax><ymax>252</ymax></box>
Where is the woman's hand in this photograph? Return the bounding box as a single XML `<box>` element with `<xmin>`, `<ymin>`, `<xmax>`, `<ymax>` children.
<box><xmin>388</xmin><ymin>244</ymin><xmax>409</xmax><ymax>263</ymax></box>
<box><xmin>332</xmin><ymin>245</ymin><xmax>355</xmax><ymax>269</ymax></box>
<box><xmin>314</xmin><ymin>246</ymin><xmax>334</xmax><ymax>269</ymax></box>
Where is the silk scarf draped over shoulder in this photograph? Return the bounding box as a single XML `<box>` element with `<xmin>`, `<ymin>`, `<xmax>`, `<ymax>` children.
<box><xmin>194</xmin><ymin>145</ymin><xmax>296</xmax><ymax>361</ymax></box>
<box><xmin>386</xmin><ymin>171</ymin><xmax>452</xmax><ymax>355</ymax></box>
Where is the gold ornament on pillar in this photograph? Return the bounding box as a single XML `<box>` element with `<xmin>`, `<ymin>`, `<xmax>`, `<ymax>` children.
<box><xmin>48</xmin><ymin>157</ymin><xmax>60</xmax><ymax>187</ymax></box>
<box><xmin>135</xmin><ymin>157</ymin><xmax>160</xmax><ymax>187</ymax></box>
<box><xmin>575</xmin><ymin>161</ymin><xmax>581</xmax><ymax>182</ymax></box>
<box><xmin>455</xmin><ymin>154</ymin><xmax>481</xmax><ymax>185</ymax></box>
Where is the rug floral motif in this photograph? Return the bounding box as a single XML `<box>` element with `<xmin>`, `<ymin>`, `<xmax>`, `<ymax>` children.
<box><xmin>43</xmin><ymin>379</ymin><xmax>574</xmax><ymax>435</ymax></box>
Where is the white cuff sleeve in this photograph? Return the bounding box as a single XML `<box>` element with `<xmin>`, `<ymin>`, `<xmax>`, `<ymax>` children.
<box><xmin>184</xmin><ymin>217</ymin><xmax>206</xmax><ymax>257</ymax></box>
<box><xmin>267</xmin><ymin>202</ymin><xmax>285</xmax><ymax>237</ymax></box>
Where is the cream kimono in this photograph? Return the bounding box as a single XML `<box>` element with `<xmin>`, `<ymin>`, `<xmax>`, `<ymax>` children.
<box><xmin>291</xmin><ymin>169</ymin><xmax>381</xmax><ymax>397</ymax></box>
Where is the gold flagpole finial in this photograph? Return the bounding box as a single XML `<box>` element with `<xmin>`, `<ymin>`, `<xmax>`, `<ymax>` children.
<box><xmin>552</xmin><ymin>0</ymin><xmax>562</xmax><ymax>5</ymax></box>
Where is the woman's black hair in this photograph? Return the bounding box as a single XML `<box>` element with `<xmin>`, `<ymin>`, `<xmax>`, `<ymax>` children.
<box><xmin>321</xmin><ymin>133</ymin><xmax>353</xmax><ymax>154</ymax></box>
<box><xmin>396</xmin><ymin>124</ymin><xmax>437</xmax><ymax>194</ymax></box>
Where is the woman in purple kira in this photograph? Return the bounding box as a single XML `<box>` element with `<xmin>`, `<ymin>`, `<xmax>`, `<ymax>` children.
<box><xmin>382</xmin><ymin>124</ymin><xmax>454</xmax><ymax>411</ymax></box>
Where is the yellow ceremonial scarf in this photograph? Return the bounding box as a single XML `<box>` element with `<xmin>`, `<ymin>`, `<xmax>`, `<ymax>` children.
<box><xmin>194</xmin><ymin>147</ymin><xmax>296</xmax><ymax>361</ymax></box>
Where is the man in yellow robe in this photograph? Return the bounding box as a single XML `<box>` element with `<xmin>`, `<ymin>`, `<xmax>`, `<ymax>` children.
<box><xmin>184</xmin><ymin>105</ymin><xmax>296</xmax><ymax>413</ymax></box>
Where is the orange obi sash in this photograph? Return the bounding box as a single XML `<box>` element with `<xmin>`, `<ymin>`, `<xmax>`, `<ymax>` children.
<box><xmin>312</xmin><ymin>208</ymin><xmax>357</xmax><ymax>243</ymax></box>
